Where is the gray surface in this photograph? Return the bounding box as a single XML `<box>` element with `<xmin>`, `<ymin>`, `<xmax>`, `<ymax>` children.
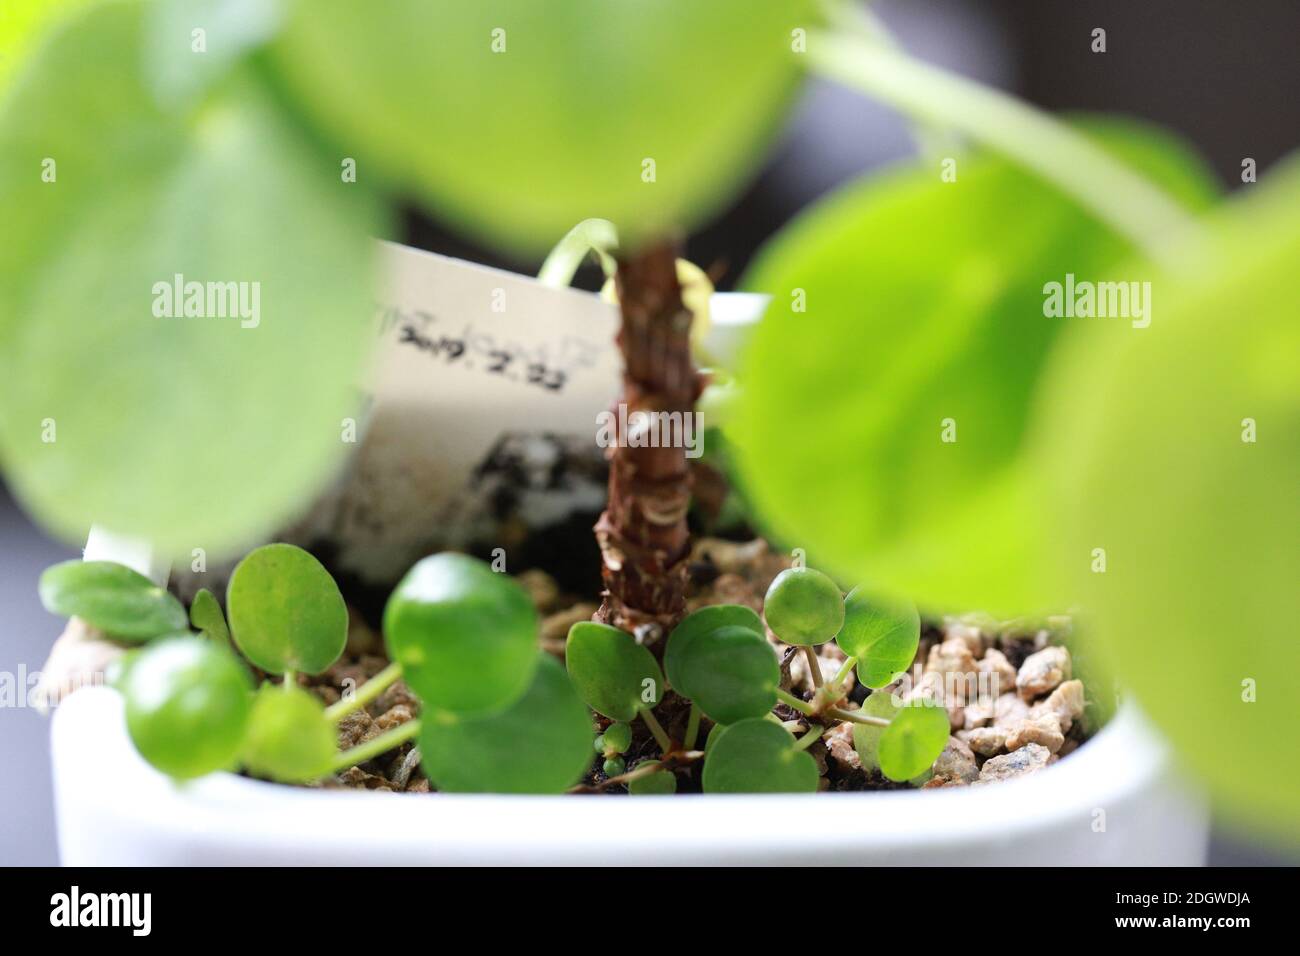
<box><xmin>0</xmin><ymin>487</ymin><xmax>78</xmax><ymax>865</ymax></box>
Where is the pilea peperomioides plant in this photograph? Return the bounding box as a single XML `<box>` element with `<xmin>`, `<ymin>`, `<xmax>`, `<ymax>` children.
<box><xmin>565</xmin><ymin>562</ymin><xmax>947</xmax><ymax>794</ymax></box>
<box><xmin>43</xmin><ymin>541</ymin><xmax>946</xmax><ymax>794</ymax></box>
<box><xmin>43</xmin><ymin>545</ymin><xmax>598</xmax><ymax>792</ymax></box>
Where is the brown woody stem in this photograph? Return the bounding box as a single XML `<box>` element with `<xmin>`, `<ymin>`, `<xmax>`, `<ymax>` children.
<box><xmin>594</xmin><ymin>240</ymin><xmax>701</xmax><ymax>648</ymax></box>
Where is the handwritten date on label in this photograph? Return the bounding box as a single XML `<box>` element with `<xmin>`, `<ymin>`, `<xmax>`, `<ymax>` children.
<box><xmin>374</xmin><ymin>304</ymin><xmax>603</xmax><ymax>395</ymax></box>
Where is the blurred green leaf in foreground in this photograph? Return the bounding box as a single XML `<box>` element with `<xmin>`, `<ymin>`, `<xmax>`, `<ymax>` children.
<box><xmin>0</xmin><ymin>0</ymin><xmax>385</xmax><ymax>559</ymax></box>
<box><xmin>1041</xmin><ymin>156</ymin><xmax>1300</xmax><ymax>837</ymax></box>
<box><xmin>269</xmin><ymin>0</ymin><xmax>817</xmax><ymax>257</ymax></box>
<box><xmin>0</xmin><ymin>0</ymin><xmax>98</xmax><ymax>95</ymax></box>
<box><xmin>730</xmin><ymin>119</ymin><xmax>1218</xmax><ymax>616</ymax></box>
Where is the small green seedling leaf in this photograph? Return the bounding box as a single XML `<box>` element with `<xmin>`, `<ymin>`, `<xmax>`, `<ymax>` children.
<box><xmin>227</xmin><ymin>543</ymin><xmax>348</xmax><ymax>676</ymax></box>
<box><xmin>566</xmin><ymin>621</ymin><xmax>664</xmax><ymax>722</ymax></box>
<box><xmin>39</xmin><ymin>560</ymin><xmax>187</xmax><ymax>641</ymax></box>
<box><xmin>763</xmin><ymin>567</ymin><xmax>844</xmax><ymax>646</ymax></box>
<box><xmin>676</xmin><ymin>624</ymin><xmax>779</xmax><ymax>725</ymax></box>
<box><xmin>702</xmin><ymin>717</ymin><xmax>819</xmax><ymax>794</ymax></box>
<box><xmin>850</xmin><ymin>690</ymin><xmax>904</xmax><ymax>772</ymax></box>
<box><xmin>419</xmin><ymin>654</ymin><xmax>593</xmax><ymax>794</ymax></box>
<box><xmin>664</xmin><ymin>604</ymin><xmax>763</xmax><ymax>698</ymax></box>
<box><xmin>384</xmin><ymin>553</ymin><xmax>539</xmax><ymax>717</ymax></box>
<box><xmin>122</xmin><ymin>635</ymin><xmax>252</xmax><ymax>780</ymax></box>
<box><xmin>877</xmin><ymin>702</ymin><xmax>950</xmax><ymax>782</ymax></box>
<box><xmin>601</xmin><ymin>721</ymin><xmax>633</xmax><ymax>755</ymax></box>
<box><xmin>836</xmin><ymin>588</ymin><xmax>920</xmax><ymax>689</ymax></box>
<box><xmin>241</xmin><ymin>682</ymin><xmax>337</xmax><ymax>783</ymax></box>
<box><xmin>603</xmin><ymin>756</ymin><xmax>626</xmax><ymax>777</ymax></box>
<box><xmin>629</xmin><ymin>763</ymin><xmax>678</xmax><ymax>796</ymax></box>
<box><xmin>189</xmin><ymin>587</ymin><xmax>231</xmax><ymax>648</ymax></box>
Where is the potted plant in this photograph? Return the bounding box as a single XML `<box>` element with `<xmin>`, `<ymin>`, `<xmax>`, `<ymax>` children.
<box><xmin>47</xmin><ymin>527</ymin><xmax>1208</xmax><ymax>865</ymax></box>
<box><xmin>2</xmin><ymin>1</ymin><xmax>1295</xmax><ymax>864</ymax></box>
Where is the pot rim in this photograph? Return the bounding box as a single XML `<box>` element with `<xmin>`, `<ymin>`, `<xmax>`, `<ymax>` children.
<box><xmin>53</xmin><ymin>684</ymin><xmax>1180</xmax><ymax>859</ymax></box>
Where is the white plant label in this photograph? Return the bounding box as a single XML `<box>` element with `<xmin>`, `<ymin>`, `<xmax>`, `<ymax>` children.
<box><xmin>291</xmin><ymin>242</ymin><xmax>621</xmax><ymax>582</ymax></box>
<box><xmin>372</xmin><ymin>240</ymin><xmax>622</xmax><ymax>402</ymax></box>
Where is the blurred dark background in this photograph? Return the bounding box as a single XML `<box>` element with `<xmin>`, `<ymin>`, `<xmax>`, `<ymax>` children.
<box><xmin>4</xmin><ymin>0</ymin><xmax>1299</xmax><ymax>864</ymax></box>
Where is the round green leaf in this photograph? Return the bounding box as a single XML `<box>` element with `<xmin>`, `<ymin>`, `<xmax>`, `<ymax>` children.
<box><xmin>676</xmin><ymin>624</ymin><xmax>779</xmax><ymax>725</ymax></box>
<box><xmin>702</xmin><ymin>717</ymin><xmax>818</xmax><ymax>794</ymax></box>
<box><xmin>601</xmin><ymin>721</ymin><xmax>632</xmax><ymax>755</ymax></box>
<box><xmin>763</xmin><ymin>567</ymin><xmax>844</xmax><ymax>646</ymax></box>
<box><xmin>227</xmin><ymin>544</ymin><xmax>347</xmax><ymax>676</ymax></box>
<box><xmin>836</xmin><ymin>588</ymin><xmax>920</xmax><ymax>689</ymax></box>
<box><xmin>565</xmin><ymin>621</ymin><xmax>664</xmax><ymax>722</ymax></box>
<box><xmin>629</xmin><ymin>763</ymin><xmax>678</xmax><ymax>796</ymax></box>
<box><xmin>0</xmin><ymin>1</ymin><xmax>384</xmax><ymax>559</ymax></box>
<box><xmin>849</xmin><ymin>690</ymin><xmax>904</xmax><ymax>772</ymax></box>
<box><xmin>1040</xmin><ymin>157</ymin><xmax>1300</xmax><ymax>836</ymax></box>
<box><xmin>122</xmin><ymin>634</ymin><xmax>252</xmax><ymax>779</ymax></box>
<box><xmin>705</xmin><ymin>720</ymin><xmax>726</xmax><ymax>754</ymax></box>
<box><xmin>39</xmin><ymin>560</ymin><xmax>186</xmax><ymax>641</ymax></box>
<box><xmin>241</xmin><ymin>682</ymin><xmax>336</xmax><ymax>783</ymax></box>
<box><xmin>420</xmin><ymin>653</ymin><xmax>593</xmax><ymax>794</ymax></box>
<box><xmin>877</xmin><ymin>702</ymin><xmax>949</xmax><ymax>783</ymax></box>
<box><xmin>271</xmin><ymin>0</ymin><xmax>816</xmax><ymax>255</ymax></box>
<box><xmin>664</xmin><ymin>604</ymin><xmax>763</xmax><ymax>698</ymax></box>
<box><xmin>731</xmin><ymin>121</ymin><xmax>1219</xmax><ymax>615</ymax></box>
<box><xmin>384</xmin><ymin>553</ymin><xmax>539</xmax><ymax>717</ymax></box>
<box><xmin>189</xmin><ymin>587</ymin><xmax>230</xmax><ymax>647</ymax></box>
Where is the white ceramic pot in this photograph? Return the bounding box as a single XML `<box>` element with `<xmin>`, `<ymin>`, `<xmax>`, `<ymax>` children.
<box><xmin>52</xmin><ymin>686</ymin><xmax>1207</xmax><ymax>865</ymax></box>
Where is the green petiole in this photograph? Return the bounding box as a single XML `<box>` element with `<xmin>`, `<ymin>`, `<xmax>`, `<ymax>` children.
<box><xmin>825</xmin><ymin>705</ymin><xmax>891</xmax><ymax>729</ymax></box>
<box><xmin>330</xmin><ymin>718</ymin><xmax>421</xmax><ymax>773</ymax></box>
<box><xmin>802</xmin><ymin>646</ymin><xmax>825</xmax><ymax>692</ymax></box>
<box><xmin>819</xmin><ymin>0</ymin><xmax>955</xmax><ymax>161</ymax></box>
<box><xmin>832</xmin><ymin>655</ymin><xmax>857</xmax><ymax>689</ymax></box>
<box><xmin>683</xmin><ymin>702</ymin><xmax>702</xmax><ymax>751</ymax></box>
<box><xmin>775</xmin><ymin>687</ymin><xmax>815</xmax><ymax>716</ymax></box>
<box><xmin>793</xmin><ymin>724</ymin><xmax>825</xmax><ymax>752</ymax></box>
<box><xmin>637</xmin><ymin>704</ymin><xmax>673</xmax><ymax>753</ymax></box>
<box><xmin>537</xmin><ymin>217</ymin><xmax>619</xmax><ymax>288</ymax></box>
<box><xmin>325</xmin><ymin>661</ymin><xmax>404</xmax><ymax>723</ymax></box>
<box><xmin>806</xmin><ymin>29</ymin><xmax>1201</xmax><ymax>269</ymax></box>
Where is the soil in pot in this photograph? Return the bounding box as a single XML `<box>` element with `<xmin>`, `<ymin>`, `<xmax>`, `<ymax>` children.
<box><xmin>298</xmin><ymin>535</ymin><xmax>1097</xmax><ymax>796</ymax></box>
